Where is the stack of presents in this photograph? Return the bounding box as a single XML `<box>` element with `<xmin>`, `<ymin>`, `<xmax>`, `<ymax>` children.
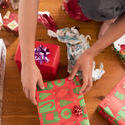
<box><xmin>0</xmin><ymin>2</ymin><xmax>124</xmax><ymax>125</ymax></box>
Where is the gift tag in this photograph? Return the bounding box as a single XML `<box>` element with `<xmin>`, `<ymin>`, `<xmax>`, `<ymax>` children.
<box><xmin>7</xmin><ymin>20</ymin><xmax>18</xmax><ymax>30</ymax></box>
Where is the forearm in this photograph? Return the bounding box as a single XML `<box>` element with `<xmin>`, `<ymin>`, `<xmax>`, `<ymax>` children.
<box><xmin>19</xmin><ymin>0</ymin><xmax>39</xmax><ymax>65</ymax></box>
<box><xmin>87</xmin><ymin>15</ymin><xmax>125</xmax><ymax>57</ymax></box>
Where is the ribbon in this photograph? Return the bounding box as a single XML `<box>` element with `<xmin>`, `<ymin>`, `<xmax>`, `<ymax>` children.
<box><xmin>38</xmin><ymin>11</ymin><xmax>57</xmax><ymax>32</ymax></box>
<box><xmin>34</xmin><ymin>45</ymin><xmax>50</xmax><ymax>64</ymax></box>
<box><xmin>72</xmin><ymin>105</ymin><xmax>83</xmax><ymax>117</ymax></box>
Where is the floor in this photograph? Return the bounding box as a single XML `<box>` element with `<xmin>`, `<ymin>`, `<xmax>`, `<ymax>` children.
<box><xmin>0</xmin><ymin>0</ymin><xmax>125</xmax><ymax>125</ymax></box>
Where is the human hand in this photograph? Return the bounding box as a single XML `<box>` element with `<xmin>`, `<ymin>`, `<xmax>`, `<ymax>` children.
<box><xmin>21</xmin><ymin>62</ymin><xmax>44</xmax><ymax>105</ymax></box>
<box><xmin>69</xmin><ymin>51</ymin><xmax>94</xmax><ymax>94</ymax></box>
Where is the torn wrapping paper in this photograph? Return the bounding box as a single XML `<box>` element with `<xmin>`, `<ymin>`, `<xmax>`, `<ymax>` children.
<box><xmin>15</xmin><ymin>41</ymin><xmax>60</xmax><ymax>80</ymax></box>
<box><xmin>36</xmin><ymin>77</ymin><xmax>90</xmax><ymax>125</ymax></box>
<box><xmin>97</xmin><ymin>76</ymin><xmax>125</xmax><ymax>125</ymax></box>
<box><xmin>113</xmin><ymin>34</ymin><xmax>125</xmax><ymax>65</ymax></box>
<box><xmin>3</xmin><ymin>11</ymin><xmax>18</xmax><ymax>35</ymax></box>
<box><xmin>48</xmin><ymin>27</ymin><xmax>105</xmax><ymax>81</ymax></box>
<box><xmin>38</xmin><ymin>11</ymin><xmax>57</xmax><ymax>32</ymax></box>
<box><xmin>63</xmin><ymin>0</ymin><xmax>89</xmax><ymax>21</ymax></box>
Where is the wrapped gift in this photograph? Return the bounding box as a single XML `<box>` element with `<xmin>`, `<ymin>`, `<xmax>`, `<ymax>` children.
<box><xmin>14</xmin><ymin>41</ymin><xmax>60</xmax><ymax>80</ymax></box>
<box><xmin>3</xmin><ymin>11</ymin><xmax>18</xmax><ymax>35</ymax></box>
<box><xmin>113</xmin><ymin>35</ymin><xmax>125</xmax><ymax>65</ymax></box>
<box><xmin>97</xmin><ymin>76</ymin><xmax>125</xmax><ymax>125</ymax></box>
<box><xmin>36</xmin><ymin>77</ymin><xmax>90</xmax><ymax>125</ymax></box>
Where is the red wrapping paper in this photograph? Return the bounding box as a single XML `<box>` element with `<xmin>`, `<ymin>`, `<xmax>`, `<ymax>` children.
<box><xmin>3</xmin><ymin>11</ymin><xmax>18</xmax><ymax>35</ymax></box>
<box><xmin>14</xmin><ymin>41</ymin><xmax>60</xmax><ymax>80</ymax></box>
<box><xmin>63</xmin><ymin>0</ymin><xmax>89</xmax><ymax>21</ymax></box>
<box><xmin>97</xmin><ymin>76</ymin><xmax>125</xmax><ymax>125</ymax></box>
<box><xmin>38</xmin><ymin>11</ymin><xmax>57</xmax><ymax>32</ymax></box>
<box><xmin>36</xmin><ymin>77</ymin><xmax>90</xmax><ymax>125</ymax></box>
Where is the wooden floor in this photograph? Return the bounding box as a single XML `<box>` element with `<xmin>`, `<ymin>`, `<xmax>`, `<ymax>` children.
<box><xmin>1</xmin><ymin>0</ymin><xmax>125</xmax><ymax>125</ymax></box>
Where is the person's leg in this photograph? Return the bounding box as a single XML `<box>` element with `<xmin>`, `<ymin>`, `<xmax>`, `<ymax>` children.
<box><xmin>98</xmin><ymin>18</ymin><xmax>117</xmax><ymax>39</ymax></box>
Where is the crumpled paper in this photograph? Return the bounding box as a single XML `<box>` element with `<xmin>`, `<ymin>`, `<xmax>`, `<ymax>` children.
<box><xmin>48</xmin><ymin>27</ymin><xmax>105</xmax><ymax>81</ymax></box>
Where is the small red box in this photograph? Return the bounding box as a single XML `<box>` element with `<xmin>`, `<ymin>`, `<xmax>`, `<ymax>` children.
<box><xmin>14</xmin><ymin>41</ymin><xmax>60</xmax><ymax>80</ymax></box>
<box><xmin>3</xmin><ymin>11</ymin><xmax>18</xmax><ymax>35</ymax></box>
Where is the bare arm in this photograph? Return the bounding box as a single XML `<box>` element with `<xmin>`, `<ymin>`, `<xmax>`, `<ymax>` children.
<box><xmin>69</xmin><ymin>15</ymin><xmax>125</xmax><ymax>94</ymax></box>
<box><xmin>19</xmin><ymin>0</ymin><xmax>44</xmax><ymax>105</ymax></box>
<box><xmin>88</xmin><ymin>15</ymin><xmax>125</xmax><ymax>57</ymax></box>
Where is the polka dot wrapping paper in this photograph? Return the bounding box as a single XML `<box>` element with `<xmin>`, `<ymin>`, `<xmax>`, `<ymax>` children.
<box><xmin>36</xmin><ymin>77</ymin><xmax>90</xmax><ymax>125</ymax></box>
<box><xmin>97</xmin><ymin>76</ymin><xmax>125</xmax><ymax>125</ymax></box>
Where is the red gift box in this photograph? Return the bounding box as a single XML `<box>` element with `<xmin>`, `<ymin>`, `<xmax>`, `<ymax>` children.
<box><xmin>36</xmin><ymin>77</ymin><xmax>90</xmax><ymax>125</ymax></box>
<box><xmin>14</xmin><ymin>41</ymin><xmax>60</xmax><ymax>80</ymax></box>
<box><xmin>3</xmin><ymin>11</ymin><xmax>18</xmax><ymax>35</ymax></box>
<box><xmin>97</xmin><ymin>77</ymin><xmax>125</xmax><ymax>125</ymax></box>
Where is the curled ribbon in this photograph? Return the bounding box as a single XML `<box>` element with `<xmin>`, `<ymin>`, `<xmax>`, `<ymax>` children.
<box><xmin>72</xmin><ymin>105</ymin><xmax>83</xmax><ymax>117</ymax></box>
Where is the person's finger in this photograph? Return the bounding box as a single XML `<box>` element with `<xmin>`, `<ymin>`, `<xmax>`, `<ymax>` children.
<box><xmin>79</xmin><ymin>73</ymin><xmax>88</xmax><ymax>94</ymax></box>
<box><xmin>23</xmin><ymin>88</ymin><xmax>30</xmax><ymax>99</ymax></box>
<box><xmin>38</xmin><ymin>75</ymin><xmax>45</xmax><ymax>89</ymax></box>
<box><xmin>82</xmin><ymin>78</ymin><xmax>92</xmax><ymax>94</ymax></box>
<box><xmin>29</xmin><ymin>88</ymin><xmax>37</xmax><ymax>105</ymax></box>
<box><xmin>68</xmin><ymin>64</ymin><xmax>79</xmax><ymax>80</ymax></box>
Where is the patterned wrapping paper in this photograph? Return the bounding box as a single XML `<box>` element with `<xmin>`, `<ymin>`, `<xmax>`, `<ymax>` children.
<box><xmin>113</xmin><ymin>35</ymin><xmax>125</xmax><ymax>65</ymax></box>
<box><xmin>97</xmin><ymin>76</ymin><xmax>125</xmax><ymax>125</ymax></box>
<box><xmin>3</xmin><ymin>11</ymin><xmax>18</xmax><ymax>34</ymax></box>
<box><xmin>36</xmin><ymin>77</ymin><xmax>90</xmax><ymax>125</ymax></box>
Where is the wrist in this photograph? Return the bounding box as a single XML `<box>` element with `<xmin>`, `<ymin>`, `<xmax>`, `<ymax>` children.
<box><xmin>21</xmin><ymin>58</ymin><xmax>35</xmax><ymax>67</ymax></box>
<box><xmin>85</xmin><ymin>48</ymin><xmax>98</xmax><ymax>58</ymax></box>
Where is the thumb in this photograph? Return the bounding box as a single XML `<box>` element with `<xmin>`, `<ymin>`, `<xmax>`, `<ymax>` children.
<box><xmin>38</xmin><ymin>75</ymin><xmax>44</xmax><ymax>89</ymax></box>
<box><xmin>68</xmin><ymin>64</ymin><xmax>78</xmax><ymax>80</ymax></box>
